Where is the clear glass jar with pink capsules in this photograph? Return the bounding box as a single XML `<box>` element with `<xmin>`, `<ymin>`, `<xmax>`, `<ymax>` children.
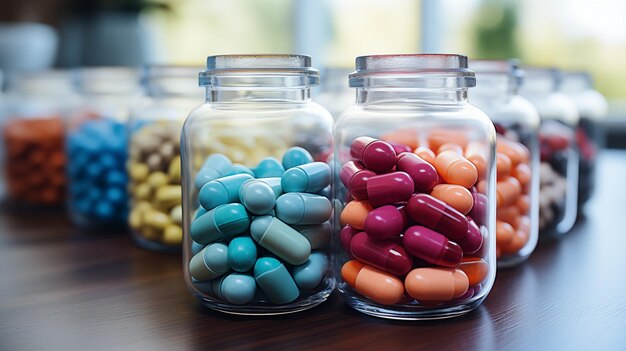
<box><xmin>469</xmin><ymin>60</ymin><xmax>540</xmax><ymax>267</ymax></box>
<box><xmin>519</xmin><ymin>68</ymin><xmax>580</xmax><ymax>239</ymax></box>
<box><xmin>181</xmin><ymin>55</ymin><xmax>334</xmax><ymax>315</ymax></box>
<box><xmin>334</xmin><ymin>54</ymin><xmax>497</xmax><ymax>320</ymax></box>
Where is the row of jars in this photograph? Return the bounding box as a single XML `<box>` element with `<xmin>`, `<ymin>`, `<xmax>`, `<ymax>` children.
<box><xmin>0</xmin><ymin>54</ymin><xmax>607</xmax><ymax>319</ymax></box>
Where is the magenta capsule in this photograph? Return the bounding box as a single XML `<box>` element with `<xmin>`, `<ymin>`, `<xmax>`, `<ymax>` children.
<box><xmin>350</xmin><ymin>232</ymin><xmax>413</xmax><ymax>276</ymax></box>
<box><xmin>403</xmin><ymin>226</ymin><xmax>463</xmax><ymax>268</ymax></box>
<box><xmin>363</xmin><ymin>205</ymin><xmax>407</xmax><ymax>241</ymax></box>
<box><xmin>388</xmin><ymin>141</ymin><xmax>412</xmax><ymax>155</ymax></box>
<box><xmin>469</xmin><ymin>192</ymin><xmax>487</xmax><ymax>226</ymax></box>
<box><xmin>406</xmin><ymin>193</ymin><xmax>468</xmax><ymax>241</ymax></box>
<box><xmin>366</xmin><ymin>171</ymin><xmax>414</xmax><ymax>207</ymax></box>
<box><xmin>456</xmin><ymin>217</ymin><xmax>483</xmax><ymax>254</ymax></box>
<box><xmin>350</xmin><ymin>137</ymin><xmax>397</xmax><ymax>174</ymax></box>
<box><xmin>395</xmin><ymin>153</ymin><xmax>439</xmax><ymax>193</ymax></box>
<box><xmin>340</xmin><ymin>161</ymin><xmax>376</xmax><ymax>200</ymax></box>
<box><xmin>340</xmin><ymin>225</ymin><xmax>359</xmax><ymax>253</ymax></box>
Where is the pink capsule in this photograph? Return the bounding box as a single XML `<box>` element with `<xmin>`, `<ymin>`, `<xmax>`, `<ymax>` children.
<box><xmin>340</xmin><ymin>225</ymin><xmax>359</xmax><ymax>253</ymax></box>
<box><xmin>406</xmin><ymin>193</ymin><xmax>468</xmax><ymax>241</ymax></box>
<box><xmin>403</xmin><ymin>226</ymin><xmax>463</xmax><ymax>268</ymax></box>
<box><xmin>395</xmin><ymin>153</ymin><xmax>439</xmax><ymax>193</ymax></box>
<box><xmin>457</xmin><ymin>217</ymin><xmax>483</xmax><ymax>254</ymax></box>
<box><xmin>364</xmin><ymin>205</ymin><xmax>407</xmax><ymax>241</ymax></box>
<box><xmin>340</xmin><ymin>161</ymin><xmax>376</xmax><ymax>200</ymax></box>
<box><xmin>366</xmin><ymin>171</ymin><xmax>414</xmax><ymax>207</ymax></box>
<box><xmin>469</xmin><ymin>192</ymin><xmax>487</xmax><ymax>226</ymax></box>
<box><xmin>388</xmin><ymin>141</ymin><xmax>413</xmax><ymax>155</ymax></box>
<box><xmin>350</xmin><ymin>137</ymin><xmax>397</xmax><ymax>174</ymax></box>
<box><xmin>350</xmin><ymin>232</ymin><xmax>413</xmax><ymax>276</ymax></box>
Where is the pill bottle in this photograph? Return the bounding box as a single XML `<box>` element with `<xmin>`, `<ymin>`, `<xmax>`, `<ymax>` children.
<box><xmin>334</xmin><ymin>54</ymin><xmax>497</xmax><ymax>320</ymax></box>
<box><xmin>128</xmin><ymin>65</ymin><xmax>203</xmax><ymax>251</ymax></box>
<box><xmin>469</xmin><ymin>60</ymin><xmax>540</xmax><ymax>267</ymax></box>
<box><xmin>519</xmin><ymin>68</ymin><xmax>579</xmax><ymax>238</ymax></box>
<box><xmin>560</xmin><ymin>72</ymin><xmax>607</xmax><ymax>210</ymax></box>
<box><xmin>2</xmin><ymin>70</ymin><xmax>79</xmax><ymax>205</ymax></box>
<box><xmin>181</xmin><ymin>55</ymin><xmax>334</xmax><ymax>314</ymax></box>
<box><xmin>66</xmin><ymin>67</ymin><xmax>142</xmax><ymax>227</ymax></box>
<box><xmin>315</xmin><ymin>67</ymin><xmax>354</xmax><ymax>120</ymax></box>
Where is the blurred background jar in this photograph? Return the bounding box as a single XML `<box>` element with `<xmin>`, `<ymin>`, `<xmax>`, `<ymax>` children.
<box><xmin>335</xmin><ymin>54</ymin><xmax>497</xmax><ymax>320</ymax></box>
<box><xmin>182</xmin><ymin>55</ymin><xmax>334</xmax><ymax>314</ymax></box>
<box><xmin>128</xmin><ymin>65</ymin><xmax>203</xmax><ymax>252</ymax></box>
<box><xmin>469</xmin><ymin>60</ymin><xmax>540</xmax><ymax>267</ymax></box>
<box><xmin>66</xmin><ymin>67</ymin><xmax>142</xmax><ymax>228</ymax></box>
<box><xmin>2</xmin><ymin>70</ymin><xmax>78</xmax><ymax>205</ymax></box>
<box><xmin>560</xmin><ymin>72</ymin><xmax>608</xmax><ymax>212</ymax></box>
<box><xmin>315</xmin><ymin>67</ymin><xmax>354</xmax><ymax>120</ymax></box>
<box><xmin>519</xmin><ymin>68</ymin><xmax>580</xmax><ymax>239</ymax></box>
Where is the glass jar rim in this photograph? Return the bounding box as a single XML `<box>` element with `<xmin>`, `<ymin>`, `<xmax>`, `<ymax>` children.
<box><xmin>74</xmin><ymin>66</ymin><xmax>141</xmax><ymax>94</ymax></box>
<box><xmin>471</xmin><ymin>59</ymin><xmax>524</xmax><ymax>86</ymax></box>
<box><xmin>141</xmin><ymin>64</ymin><xmax>203</xmax><ymax>84</ymax></box>
<box><xmin>349</xmin><ymin>54</ymin><xmax>476</xmax><ymax>88</ymax></box>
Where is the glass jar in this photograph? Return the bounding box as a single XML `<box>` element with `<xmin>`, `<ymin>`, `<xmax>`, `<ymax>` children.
<box><xmin>335</xmin><ymin>54</ymin><xmax>497</xmax><ymax>320</ymax></box>
<box><xmin>519</xmin><ymin>68</ymin><xmax>580</xmax><ymax>238</ymax></box>
<box><xmin>128</xmin><ymin>65</ymin><xmax>203</xmax><ymax>251</ymax></box>
<box><xmin>2</xmin><ymin>70</ymin><xmax>79</xmax><ymax>205</ymax></box>
<box><xmin>315</xmin><ymin>67</ymin><xmax>355</xmax><ymax>119</ymax></box>
<box><xmin>560</xmin><ymin>72</ymin><xmax>608</xmax><ymax>210</ymax></box>
<box><xmin>469</xmin><ymin>60</ymin><xmax>540</xmax><ymax>267</ymax></box>
<box><xmin>182</xmin><ymin>55</ymin><xmax>334</xmax><ymax>314</ymax></box>
<box><xmin>66</xmin><ymin>67</ymin><xmax>142</xmax><ymax>228</ymax></box>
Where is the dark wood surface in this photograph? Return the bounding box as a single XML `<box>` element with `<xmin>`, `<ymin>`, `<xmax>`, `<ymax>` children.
<box><xmin>2</xmin><ymin>151</ymin><xmax>626</xmax><ymax>351</ymax></box>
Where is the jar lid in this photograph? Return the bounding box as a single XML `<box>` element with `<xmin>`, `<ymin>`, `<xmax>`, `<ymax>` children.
<box><xmin>199</xmin><ymin>55</ymin><xmax>319</xmax><ymax>88</ymax></box>
<box><xmin>349</xmin><ymin>54</ymin><xmax>476</xmax><ymax>89</ymax></box>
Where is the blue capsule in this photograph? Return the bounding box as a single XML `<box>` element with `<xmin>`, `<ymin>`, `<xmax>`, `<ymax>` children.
<box><xmin>282</xmin><ymin>147</ymin><xmax>313</xmax><ymax>170</ymax></box>
<box><xmin>291</xmin><ymin>251</ymin><xmax>329</xmax><ymax>290</ymax></box>
<box><xmin>292</xmin><ymin>222</ymin><xmax>332</xmax><ymax>250</ymax></box>
<box><xmin>198</xmin><ymin>173</ymin><xmax>254</xmax><ymax>210</ymax></box>
<box><xmin>253</xmin><ymin>157</ymin><xmax>285</xmax><ymax>178</ymax></box>
<box><xmin>254</xmin><ymin>257</ymin><xmax>299</xmax><ymax>304</ymax></box>
<box><xmin>194</xmin><ymin>154</ymin><xmax>232</xmax><ymax>188</ymax></box>
<box><xmin>275</xmin><ymin>193</ymin><xmax>332</xmax><ymax>225</ymax></box>
<box><xmin>189</xmin><ymin>242</ymin><xmax>229</xmax><ymax>282</ymax></box>
<box><xmin>212</xmin><ymin>273</ymin><xmax>256</xmax><ymax>305</ymax></box>
<box><xmin>239</xmin><ymin>179</ymin><xmax>277</xmax><ymax>215</ymax></box>
<box><xmin>190</xmin><ymin>203</ymin><xmax>250</xmax><ymax>245</ymax></box>
<box><xmin>225</xmin><ymin>163</ymin><xmax>255</xmax><ymax>177</ymax></box>
<box><xmin>250</xmin><ymin>216</ymin><xmax>311</xmax><ymax>265</ymax></box>
<box><xmin>281</xmin><ymin>162</ymin><xmax>330</xmax><ymax>193</ymax></box>
<box><xmin>192</xmin><ymin>240</ymin><xmax>205</xmax><ymax>255</ymax></box>
<box><xmin>227</xmin><ymin>237</ymin><xmax>257</xmax><ymax>272</ymax></box>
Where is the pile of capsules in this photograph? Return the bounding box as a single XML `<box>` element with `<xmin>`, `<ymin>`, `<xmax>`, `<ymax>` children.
<box><xmin>67</xmin><ymin>118</ymin><xmax>128</xmax><ymax>224</ymax></box>
<box><xmin>128</xmin><ymin>121</ymin><xmax>183</xmax><ymax>247</ymax></box>
<box><xmin>492</xmin><ymin>125</ymin><xmax>532</xmax><ymax>259</ymax></box>
<box><xmin>3</xmin><ymin>117</ymin><xmax>66</xmax><ymax>204</ymax></box>
<box><xmin>538</xmin><ymin>122</ymin><xmax>571</xmax><ymax>231</ymax></box>
<box><xmin>339</xmin><ymin>135</ymin><xmax>489</xmax><ymax>306</ymax></box>
<box><xmin>190</xmin><ymin>147</ymin><xmax>332</xmax><ymax>305</ymax></box>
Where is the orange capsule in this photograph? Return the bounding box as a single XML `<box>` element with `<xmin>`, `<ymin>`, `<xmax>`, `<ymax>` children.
<box><xmin>430</xmin><ymin>184</ymin><xmax>474</xmax><ymax>214</ymax></box>
<box><xmin>404</xmin><ymin>267</ymin><xmax>469</xmax><ymax>302</ymax></box>
<box><xmin>437</xmin><ymin>143</ymin><xmax>463</xmax><ymax>155</ymax></box>
<box><xmin>496</xmin><ymin>220</ymin><xmax>515</xmax><ymax>248</ymax></box>
<box><xmin>464</xmin><ymin>142</ymin><xmax>488</xmax><ymax>180</ymax></box>
<box><xmin>512</xmin><ymin>163</ymin><xmax>531</xmax><ymax>187</ymax></box>
<box><xmin>458</xmin><ymin>257</ymin><xmax>489</xmax><ymax>286</ymax></box>
<box><xmin>476</xmin><ymin>179</ymin><xmax>487</xmax><ymax>194</ymax></box>
<box><xmin>382</xmin><ymin>129</ymin><xmax>419</xmax><ymax>150</ymax></box>
<box><xmin>428</xmin><ymin>130</ymin><xmax>468</xmax><ymax>152</ymax></box>
<box><xmin>340</xmin><ymin>200</ymin><xmax>373</xmax><ymax>230</ymax></box>
<box><xmin>414</xmin><ymin>146</ymin><xmax>436</xmax><ymax>165</ymax></box>
<box><xmin>496</xmin><ymin>137</ymin><xmax>529</xmax><ymax>166</ymax></box>
<box><xmin>341</xmin><ymin>260</ymin><xmax>366</xmax><ymax>288</ymax></box>
<box><xmin>517</xmin><ymin>194</ymin><xmax>531</xmax><ymax>215</ymax></box>
<box><xmin>496</xmin><ymin>153</ymin><xmax>512</xmax><ymax>180</ymax></box>
<box><xmin>355</xmin><ymin>265</ymin><xmax>405</xmax><ymax>305</ymax></box>
<box><xmin>497</xmin><ymin>206</ymin><xmax>520</xmax><ymax>228</ymax></box>
<box><xmin>434</xmin><ymin>151</ymin><xmax>478</xmax><ymax>189</ymax></box>
<box><xmin>496</xmin><ymin>176</ymin><xmax>522</xmax><ymax>207</ymax></box>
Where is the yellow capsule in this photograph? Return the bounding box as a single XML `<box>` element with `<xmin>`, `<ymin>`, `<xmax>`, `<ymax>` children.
<box><xmin>168</xmin><ymin>155</ymin><xmax>181</xmax><ymax>182</ymax></box>
<box><xmin>134</xmin><ymin>201</ymin><xmax>152</xmax><ymax>212</ymax></box>
<box><xmin>147</xmin><ymin>172</ymin><xmax>169</xmax><ymax>189</ymax></box>
<box><xmin>170</xmin><ymin>205</ymin><xmax>182</xmax><ymax>225</ymax></box>
<box><xmin>134</xmin><ymin>183</ymin><xmax>152</xmax><ymax>201</ymax></box>
<box><xmin>129</xmin><ymin>208</ymin><xmax>143</xmax><ymax>229</ymax></box>
<box><xmin>162</xmin><ymin>225</ymin><xmax>183</xmax><ymax>245</ymax></box>
<box><xmin>129</xmin><ymin>163</ymin><xmax>149</xmax><ymax>182</ymax></box>
<box><xmin>155</xmin><ymin>185</ymin><xmax>181</xmax><ymax>208</ymax></box>
<box><xmin>141</xmin><ymin>226</ymin><xmax>161</xmax><ymax>241</ymax></box>
<box><xmin>143</xmin><ymin>209</ymin><xmax>171</xmax><ymax>229</ymax></box>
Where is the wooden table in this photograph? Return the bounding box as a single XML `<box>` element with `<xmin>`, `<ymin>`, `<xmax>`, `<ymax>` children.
<box><xmin>2</xmin><ymin>151</ymin><xmax>625</xmax><ymax>351</ymax></box>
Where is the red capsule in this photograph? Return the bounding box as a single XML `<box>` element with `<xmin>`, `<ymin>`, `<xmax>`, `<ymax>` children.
<box><xmin>457</xmin><ymin>217</ymin><xmax>483</xmax><ymax>254</ymax></box>
<box><xmin>366</xmin><ymin>171</ymin><xmax>414</xmax><ymax>207</ymax></box>
<box><xmin>340</xmin><ymin>161</ymin><xmax>376</xmax><ymax>200</ymax></box>
<box><xmin>388</xmin><ymin>141</ymin><xmax>413</xmax><ymax>155</ymax></box>
<box><xmin>406</xmin><ymin>193</ymin><xmax>469</xmax><ymax>241</ymax></box>
<box><xmin>396</xmin><ymin>153</ymin><xmax>439</xmax><ymax>193</ymax></box>
<box><xmin>350</xmin><ymin>137</ymin><xmax>397</xmax><ymax>174</ymax></box>
<box><xmin>403</xmin><ymin>226</ymin><xmax>463</xmax><ymax>268</ymax></box>
<box><xmin>340</xmin><ymin>225</ymin><xmax>359</xmax><ymax>253</ymax></box>
<box><xmin>364</xmin><ymin>205</ymin><xmax>407</xmax><ymax>241</ymax></box>
<box><xmin>350</xmin><ymin>232</ymin><xmax>413</xmax><ymax>276</ymax></box>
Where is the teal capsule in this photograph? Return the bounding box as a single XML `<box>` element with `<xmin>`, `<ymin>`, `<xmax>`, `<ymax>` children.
<box><xmin>199</xmin><ymin>173</ymin><xmax>254</xmax><ymax>210</ymax></box>
<box><xmin>281</xmin><ymin>162</ymin><xmax>330</xmax><ymax>193</ymax></box>
<box><xmin>317</xmin><ymin>185</ymin><xmax>331</xmax><ymax>199</ymax></box>
<box><xmin>194</xmin><ymin>154</ymin><xmax>232</xmax><ymax>188</ymax></box>
<box><xmin>256</xmin><ymin>177</ymin><xmax>282</xmax><ymax>197</ymax></box>
<box><xmin>194</xmin><ymin>206</ymin><xmax>208</xmax><ymax>220</ymax></box>
<box><xmin>225</xmin><ymin>163</ymin><xmax>255</xmax><ymax>177</ymax></box>
<box><xmin>282</xmin><ymin>147</ymin><xmax>313</xmax><ymax>170</ymax></box>
<box><xmin>191</xmin><ymin>203</ymin><xmax>250</xmax><ymax>245</ymax></box>
<box><xmin>291</xmin><ymin>251</ymin><xmax>329</xmax><ymax>290</ymax></box>
<box><xmin>212</xmin><ymin>273</ymin><xmax>256</xmax><ymax>305</ymax></box>
<box><xmin>189</xmin><ymin>243</ymin><xmax>229</xmax><ymax>282</ymax></box>
<box><xmin>227</xmin><ymin>237</ymin><xmax>257</xmax><ymax>272</ymax></box>
<box><xmin>250</xmin><ymin>216</ymin><xmax>311</xmax><ymax>265</ymax></box>
<box><xmin>292</xmin><ymin>222</ymin><xmax>332</xmax><ymax>250</ymax></box>
<box><xmin>253</xmin><ymin>157</ymin><xmax>285</xmax><ymax>178</ymax></box>
<box><xmin>239</xmin><ymin>179</ymin><xmax>277</xmax><ymax>215</ymax></box>
<box><xmin>192</xmin><ymin>240</ymin><xmax>205</xmax><ymax>255</ymax></box>
<box><xmin>275</xmin><ymin>193</ymin><xmax>332</xmax><ymax>225</ymax></box>
<box><xmin>254</xmin><ymin>257</ymin><xmax>299</xmax><ymax>304</ymax></box>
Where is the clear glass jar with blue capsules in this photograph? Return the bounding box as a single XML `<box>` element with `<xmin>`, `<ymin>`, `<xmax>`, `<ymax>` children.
<box><xmin>128</xmin><ymin>65</ymin><xmax>203</xmax><ymax>251</ymax></box>
<box><xmin>469</xmin><ymin>60</ymin><xmax>540</xmax><ymax>267</ymax></box>
<box><xmin>519</xmin><ymin>68</ymin><xmax>580</xmax><ymax>239</ymax></box>
<box><xmin>66</xmin><ymin>67</ymin><xmax>142</xmax><ymax>228</ymax></box>
<box><xmin>181</xmin><ymin>55</ymin><xmax>334</xmax><ymax>314</ymax></box>
<box><xmin>334</xmin><ymin>54</ymin><xmax>497</xmax><ymax>320</ymax></box>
